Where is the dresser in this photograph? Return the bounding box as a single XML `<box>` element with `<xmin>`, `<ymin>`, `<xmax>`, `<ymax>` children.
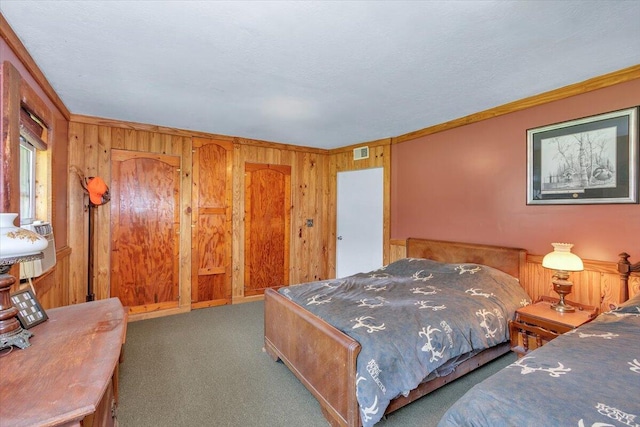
<box><xmin>0</xmin><ymin>298</ymin><xmax>127</xmax><ymax>427</ymax></box>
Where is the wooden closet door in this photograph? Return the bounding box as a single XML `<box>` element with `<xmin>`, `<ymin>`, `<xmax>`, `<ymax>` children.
<box><xmin>244</xmin><ymin>163</ymin><xmax>291</xmax><ymax>296</ymax></box>
<box><xmin>110</xmin><ymin>150</ymin><xmax>181</xmax><ymax>314</ymax></box>
<box><xmin>191</xmin><ymin>138</ymin><xmax>233</xmax><ymax>308</ymax></box>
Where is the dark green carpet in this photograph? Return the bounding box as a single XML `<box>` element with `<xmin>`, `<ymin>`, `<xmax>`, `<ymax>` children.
<box><xmin>118</xmin><ymin>301</ymin><xmax>515</xmax><ymax>426</ymax></box>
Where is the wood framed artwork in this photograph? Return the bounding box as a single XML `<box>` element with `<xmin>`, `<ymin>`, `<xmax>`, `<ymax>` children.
<box><xmin>527</xmin><ymin>107</ymin><xmax>638</xmax><ymax>205</ymax></box>
<box><xmin>10</xmin><ymin>289</ymin><xmax>48</xmax><ymax>329</ymax></box>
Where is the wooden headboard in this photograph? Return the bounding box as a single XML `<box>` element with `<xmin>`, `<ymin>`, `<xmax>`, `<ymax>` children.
<box><xmin>406</xmin><ymin>238</ymin><xmax>527</xmax><ymax>284</ymax></box>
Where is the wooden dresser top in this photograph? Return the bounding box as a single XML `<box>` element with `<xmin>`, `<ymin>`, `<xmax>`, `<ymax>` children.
<box><xmin>0</xmin><ymin>298</ymin><xmax>126</xmax><ymax>427</ymax></box>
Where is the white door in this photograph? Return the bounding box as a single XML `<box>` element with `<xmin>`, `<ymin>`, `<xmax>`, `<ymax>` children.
<box><xmin>336</xmin><ymin>167</ymin><xmax>383</xmax><ymax>278</ymax></box>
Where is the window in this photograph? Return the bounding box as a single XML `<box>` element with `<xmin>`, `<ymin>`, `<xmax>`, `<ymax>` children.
<box><xmin>19</xmin><ymin>136</ymin><xmax>36</xmax><ymax>225</ymax></box>
<box><xmin>18</xmin><ymin>107</ymin><xmax>48</xmax><ymax>226</ymax></box>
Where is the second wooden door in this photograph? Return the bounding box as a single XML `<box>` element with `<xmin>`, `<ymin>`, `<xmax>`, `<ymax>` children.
<box><xmin>244</xmin><ymin>163</ymin><xmax>291</xmax><ymax>296</ymax></box>
<box><xmin>191</xmin><ymin>138</ymin><xmax>233</xmax><ymax>308</ymax></box>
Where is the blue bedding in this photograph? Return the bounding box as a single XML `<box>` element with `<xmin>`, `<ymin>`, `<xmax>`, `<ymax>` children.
<box><xmin>438</xmin><ymin>293</ymin><xmax>640</xmax><ymax>427</ymax></box>
<box><xmin>279</xmin><ymin>257</ymin><xmax>531</xmax><ymax>427</ymax></box>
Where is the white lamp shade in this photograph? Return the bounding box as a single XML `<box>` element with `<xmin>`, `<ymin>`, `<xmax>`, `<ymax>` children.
<box><xmin>0</xmin><ymin>213</ymin><xmax>48</xmax><ymax>259</ymax></box>
<box><xmin>542</xmin><ymin>243</ymin><xmax>584</xmax><ymax>272</ymax></box>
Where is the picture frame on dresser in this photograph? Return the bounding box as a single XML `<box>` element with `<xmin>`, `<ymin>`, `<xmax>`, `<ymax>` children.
<box><xmin>527</xmin><ymin>107</ymin><xmax>638</xmax><ymax>205</ymax></box>
<box><xmin>10</xmin><ymin>288</ymin><xmax>48</xmax><ymax>329</ymax></box>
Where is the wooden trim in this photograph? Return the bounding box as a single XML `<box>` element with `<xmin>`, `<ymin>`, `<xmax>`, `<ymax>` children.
<box><xmin>389</xmin><ymin>238</ymin><xmax>406</xmax><ymax>247</ymax></box>
<box><xmin>19</xmin><ymin>78</ymin><xmax>53</xmax><ymax>132</ymax></box>
<box><xmin>72</xmin><ymin>114</ymin><xmax>328</xmax><ymax>154</ymax></box>
<box><xmin>126</xmin><ymin>301</ymin><xmax>180</xmax><ymax>316</ymax></box>
<box><xmin>235</xmin><ymin>136</ymin><xmax>328</xmax><ymax>154</ymax></box>
<box><xmin>55</xmin><ymin>245</ymin><xmax>72</xmax><ymax>259</ymax></box>
<box><xmin>0</xmin><ymin>13</ymin><xmax>70</xmax><ymax>119</ymax></box>
<box><xmin>393</xmin><ymin>64</ymin><xmax>640</xmax><ymax>144</ymax></box>
<box><xmin>328</xmin><ymin>137</ymin><xmax>391</xmax><ymax>155</ymax></box>
<box><xmin>67</xmin><ymin>123</ymin><xmax>87</xmax><ymax>305</ymax></box>
<box><xmin>71</xmin><ymin>113</ymin><xmax>230</xmax><ymax>139</ymax></box>
<box><xmin>232</xmin><ymin>294</ymin><xmax>265</xmax><ymax>304</ymax></box>
<box><xmin>127</xmin><ymin>305</ymin><xmax>191</xmax><ymax>322</ymax></box>
<box><xmin>1</xmin><ymin>61</ymin><xmax>21</xmax><ymax>213</ymax></box>
<box><xmin>19</xmin><ymin>107</ymin><xmax>47</xmax><ymax>149</ymax></box>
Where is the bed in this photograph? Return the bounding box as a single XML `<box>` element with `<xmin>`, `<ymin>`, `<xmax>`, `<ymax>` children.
<box><xmin>264</xmin><ymin>238</ymin><xmax>529</xmax><ymax>427</ymax></box>
<box><xmin>438</xmin><ymin>252</ymin><xmax>640</xmax><ymax>427</ymax></box>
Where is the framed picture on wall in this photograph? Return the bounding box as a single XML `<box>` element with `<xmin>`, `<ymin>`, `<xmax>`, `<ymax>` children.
<box><xmin>527</xmin><ymin>107</ymin><xmax>638</xmax><ymax>205</ymax></box>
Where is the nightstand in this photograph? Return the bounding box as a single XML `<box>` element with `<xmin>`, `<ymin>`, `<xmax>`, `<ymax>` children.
<box><xmin>509</xmin><ymin>296</ymin><xmax>598</xmax><ymax>358</ymax></box>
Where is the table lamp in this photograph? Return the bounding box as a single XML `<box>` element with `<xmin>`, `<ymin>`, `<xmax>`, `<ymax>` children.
<box><xmin>0</xmin><ymin>213</ymin><xmax>48</xmax><ymax>350</ymax></box>
<box><xmin>541</xmin><ymin>242</ymin><xmax>584</xmax><ymax>313</ymax></box>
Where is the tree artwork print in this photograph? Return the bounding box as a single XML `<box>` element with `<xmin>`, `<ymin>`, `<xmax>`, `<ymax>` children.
<box><xmin>540</xmin><ymin>126</ymin><xmax>616</xmax><ymax>195</ymax></box>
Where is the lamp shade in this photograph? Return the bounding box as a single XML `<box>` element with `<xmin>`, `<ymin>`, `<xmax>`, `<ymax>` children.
<box><xmin>0</xmin><ymin>213</ymin><xmax>48</xmax><ymax>259</ymax></box>
<box><xmin>541</xmin><ymin>243</ymin><xmax>584</xmax><ymax>272</ymax></box>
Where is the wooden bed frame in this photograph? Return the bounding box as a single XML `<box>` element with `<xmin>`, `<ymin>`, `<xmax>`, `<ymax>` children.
<box><xmin>264</xmin><ymin>238</ymin><xmax>527</xmax><ymax>427</ymax></box>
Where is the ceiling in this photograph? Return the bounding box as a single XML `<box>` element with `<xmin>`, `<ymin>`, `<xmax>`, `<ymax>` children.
<box><xmin>1</xmin><ymin>1</ymin><xmax>639</xmax><ymax>149</ymax></box>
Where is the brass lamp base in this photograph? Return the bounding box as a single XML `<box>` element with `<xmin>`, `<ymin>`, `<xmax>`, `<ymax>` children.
<box><xmin>551</xmin><ymin>273</ymin><xmax>575</xmax><ymax>313</ymax></box>
<box><xmin>0</xmin><ymin>327</ymin><xmax>32</xmax><ymax>350</ymax></box>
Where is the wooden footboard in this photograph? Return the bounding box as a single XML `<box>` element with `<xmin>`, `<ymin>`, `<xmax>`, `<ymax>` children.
<box><xmin>265</xmin><ymin>288</ymin><xmax>511</xmax><ymax>427</ymax></box>
<box><xmin>264</xmin><ymin>287</ymin><xmax>361</xmax><ymax>426</ymax></box>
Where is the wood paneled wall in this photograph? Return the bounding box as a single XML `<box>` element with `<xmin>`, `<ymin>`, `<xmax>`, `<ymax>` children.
<box><xmin>68</xmin><ymin>117</ymin><xmax>332</xmax><ymax>316</ymax></box>
<box><xmin>390</xmin><ymin>240</ymin><xmax>636</xmax><ymax>313</ymax></box>
<box><xmin>68</xmin><ymin>119</ymin><xmax>193</xmax><ymax>319</ymax></box>
<box><xmin>327</xmin><ymin>138</ymin><xmax>392</xmax><ymax>277</ymax></box>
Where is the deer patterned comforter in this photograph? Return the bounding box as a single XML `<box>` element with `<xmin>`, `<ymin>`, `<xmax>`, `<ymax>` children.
<box><xmin>438</xmin><ymin>293</ymin><xmax>640</xmax><ymax>427</ymax></box>
<box><xmin>279</xmin><ymin>257</ymin><xmax>531</xmax><ymax>427</ymax></box>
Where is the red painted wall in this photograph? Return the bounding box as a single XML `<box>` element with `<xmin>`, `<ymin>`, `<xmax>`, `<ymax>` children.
<box><xmin>391</xmin><ymin>79</ymin><xmax>640</xmax><ymax>261</ymax></box>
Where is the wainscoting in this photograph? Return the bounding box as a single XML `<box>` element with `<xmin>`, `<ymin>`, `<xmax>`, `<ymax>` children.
<box><xmin>30</xmin><ymin>246</ymin><xmax>71</xmax><ymax>309</ymax></box>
